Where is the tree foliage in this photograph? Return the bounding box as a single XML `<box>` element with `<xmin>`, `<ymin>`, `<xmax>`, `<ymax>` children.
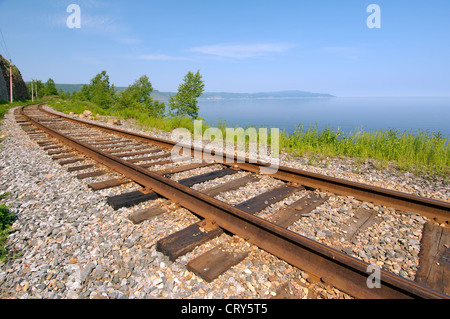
<box><xmin>37</xmin><ymin>71</ymin><xmax>202</xmax><ymax>122</ymax></box>
<box><xmin>58</xmin><ymin>88</ymin><xmax>71</xmax><ymax>100</ymax></box>
<box><xmin>25</xmin><ymin>79</ymin><xmax>57</xmax><ymax>99</ymax></box>
<box><xmin>45</xmin><ymin>78</ymin><xmax>58</xmax><ymax>96</ymax></box>
<box><xmin>81</xmin><ymin>71</ymin><xmax>116</xmax><ymax>109</ymax></box>
<box><xmin>117</xmin><ymin>75</ymin><xmax>165</xmax><ymax>117</ymax></box>
<box><xmin>169</xmin><ymin>70</ymin><xmax>205</xmax><ymax>119</ymax></box>
<box><xmin>31</xmin><ymin>80</ymin><xmax>44</xmax><ymax>98</ymax></box>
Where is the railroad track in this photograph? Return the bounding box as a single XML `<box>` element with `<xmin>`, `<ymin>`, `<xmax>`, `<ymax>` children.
<box><xmin>13</xmin><ymin>104</ymin><xmax>450</xmax><ymax>299</ymax></box>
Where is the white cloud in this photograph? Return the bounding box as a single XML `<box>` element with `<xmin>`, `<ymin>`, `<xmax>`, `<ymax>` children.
<box><xmin>188</xmin><ymin>43</ymin><xmax>294</xmax><ymax>59</ymax></box>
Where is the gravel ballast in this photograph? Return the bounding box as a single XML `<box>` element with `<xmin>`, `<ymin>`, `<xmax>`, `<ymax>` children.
<box><xmin>0</xmin><ymin>106</ymin><xmax>448</xmax><ymax>299</ymax></box>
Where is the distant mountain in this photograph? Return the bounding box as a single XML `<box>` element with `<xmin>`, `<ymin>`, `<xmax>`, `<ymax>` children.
<box><xmin>201</xmin><ymin>90</ymin><xmax>335</xmax><ymax>99</ymax></box>
<box><xmin>55</xmin><ymin>84</ymin><xmax>334</xmax><ymax>100</ymax></box>
<box><xmin>153</xmin><ymin>90</ymin><xmax>335</xmax><ymax>100</ymax></box>
<box><xmin>55</xmin><ymin>84</ymin><xmax>85</xmax><ymax>93</ymax></box>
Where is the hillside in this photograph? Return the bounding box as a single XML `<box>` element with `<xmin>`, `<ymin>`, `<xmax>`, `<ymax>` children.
<box><xmin>55</xmin><ymin>84</ymin><xmax>334</xmax><ymax>101</ymax></box>
<box><xmin>0</xmin><ymin>54</ymin><xmax>29</xmax><ymax>101</ymax></box>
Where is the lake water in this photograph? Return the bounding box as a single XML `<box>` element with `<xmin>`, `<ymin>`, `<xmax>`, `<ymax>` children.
<box><xmin>197</xmin><ymin>97</ymin><xmax>450</xmax><ymax>136</ymax></box>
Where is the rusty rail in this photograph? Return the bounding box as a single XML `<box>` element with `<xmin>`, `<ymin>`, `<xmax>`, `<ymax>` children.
<box><xmin>20</xmin><ymin>105</ymin><xmax>450</xmax><ymax>299</ymax></box>
<box><xmin>37</xmin><ymin>104</ymin><xmax>450</xmax><ymax>225</ymax></box>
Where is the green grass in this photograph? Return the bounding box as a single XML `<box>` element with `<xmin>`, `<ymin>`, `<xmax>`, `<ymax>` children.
<box><xmin>1</xmin><ymin>101</ymin><xmax>20</xmax><ymax>120</ymax></box>
<box><xmin>45</xmin><ymin>98</ymin><xmax>110</xmax><ymax>117</ymax></box>
<box><xmin>45</xmin><ymin>98</ymin><xmax>195</xmax><ymax>132</ymax></box>
<box><xmin>0</xmin><ymin>99</ymin><xmax>43</xmax><ymax>120</ymax></box>
<box><xmin>0</xmin><ymin>193</ymin><xmax>14</xmax><ymax>262</ymax></box>
<box><xmin>116</xmin><ymin>108</ymin><xmax>197</xmax><ymax>133</ymax></box>
<box><xmin>280</xmin><ymin>124</ymin><xmax>449</xmax><ymax>177</ymax></box>
<box><xmin>45</xmin><ymin>98</ymin><xmax>450</xmax><ymax>177</ymax></box>
<box><xmin>0</xmin><ymin>104</ymin><xmax>9</xmax><ymax>120</ymax></box>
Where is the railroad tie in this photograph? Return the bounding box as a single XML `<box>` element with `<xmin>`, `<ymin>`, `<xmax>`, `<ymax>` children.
<box><xmin>28</xmin><ymin>134</ymin><xmax>47</xmax><ymax>140</ymax></box>
<box><xmin>156</xmin><ymin>220</ymin><xmax>224</xmax><ymax>262</ymax></box>
<box><xmin>268</xmin><ymin>193</ymin><xmax>329</xmax><ymax>227</ymax></box>
<box><xmin>68</xmin><ymin>164</ymin><xmax>95</xmax><ymax>172</ymax></box>
<box><xmin>48</xmin><ymin>150</ymin><xmax>70</xmax><ymax>156</ymax></box>
<box><xmin>86</xmin><ymin>138</ymin><xmax>124</xmax><ymax>145</ymax></box>
<box><xmin>186</xmin><ymin>245</ymin><xmax>249</xmax><ymax>282</ymax></box>
<box><xmin>43</xmin><ymin>145</ymin><xmax>60</xmax><ymax>151</ymax></box>
<box><xmin>235</xmin><ymin>185</ymin><xmax>303</xmax><ymax>215</ymax></box>
<box><xmin>76</xmin><ymin>170</ymin><xmax>106</xmax><ymax>180</ymax></box>
<box><xmin>138</xmin><ymin>159</ymin><xmax>172</xmax><ymax>169</ymax></box>
<box><xmin>177</xmin><ymin>168</ymin><xmax>240</xmax><ymax>188</ymax></box>
<box><xmin>271</xmin><ymin>282</ymin><xmax>298</xmax><ymax>299</ymax></box>
<box><xmin>128</xmin><ymin>206</ymin><xmax>167</xmax><ymax>224</ymax></box>
<box><xmin>106</xmin><ymin>146</ymin><xmax>148</xmax><ymax>154</ymax></box>
<box><xmin>59</xmin><ymin>158</ymin><xmax>84</xmax><ymax>166</ymax></box>
<box><xmin>329</xmin><ymin>208</ymin><xmax>380</xmax><ymax>252</ymax></box>
<box><xmin>88</xmin><ymin>179</ymin><xmax>129</xmax><ymax>191</ymax></box>
<box><xmin>415</xmin><ymin>222</ymin><xmax>450</xmax><ymax>296</ymax></box>
<box><xmin>115</xmin><ymin>148</ymin><xmax>164</xmax><ymax>158</ymax></box>
<box><xmin>156</xmin><ymin>162</ymin><xmax>213</xmax><ymax>176</ymax></box>
<box><xmin>106</xmin><ymin>168</ymin><xmax>239</xmax><ymax>210</ymax></box>
<box><xmin>96</xmin><ymin>143</ymin><xmax>139</xmax><ymax>151</ymax></box>
<box><xmin>52</xmin><ymin>154</ymin><xmax>74</xmax><ymax>160</ymax></box>
<box><xmin>107</xmin><ymin>190</ymin><xmax>160</xmax><ymax>210</ymax></box>
<box><xmin>202</xmin><ymin>174</ymin><xmax>260</xmax><ymax>197</ymax></box>
<box><xmin>126</xmin><ymin>153</ymin><xmax>170</xmax><ymax>163</ymax></box>
<box><xmin>36</xmin><ymin>141</ymin><xmax>54</xmax><ymax>146</ymax></box>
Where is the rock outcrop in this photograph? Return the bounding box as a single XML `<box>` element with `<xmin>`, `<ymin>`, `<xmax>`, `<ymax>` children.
<box><xmin>0</xmin><ymin>64</ymin><xmax>8</xmax><ymax>101</ymax></box>
<box><xmin>0</xmin><ymin>54</ymin><xmax>29</xmax><ymax>101</ymax></box>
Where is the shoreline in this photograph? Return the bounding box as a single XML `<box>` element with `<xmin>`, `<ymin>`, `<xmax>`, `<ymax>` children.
<box><xmin>45</xmin><ymin>98</ymin><xmax>450</xmax><ymax>178</ymax></box>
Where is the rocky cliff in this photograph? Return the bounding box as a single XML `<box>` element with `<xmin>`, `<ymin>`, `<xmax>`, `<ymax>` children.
<box><xmin>0</xmin><ymin>54</ymin><xmax>29</xmax><ymax>101</ymax></box>
<box><xmin>0</xmin><ymin>63</ymin><xmax>7</xmax><ymax>101</ymax></box>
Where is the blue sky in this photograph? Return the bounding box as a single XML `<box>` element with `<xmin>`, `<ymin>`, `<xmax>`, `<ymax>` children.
<box><xmin>0</xmin><ymin>0</ymin><xmax>449</xmax><ymax>97</ymax></box>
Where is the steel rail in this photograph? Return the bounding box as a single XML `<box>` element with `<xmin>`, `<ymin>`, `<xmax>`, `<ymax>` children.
<box><xmin>20</xmin><ymin>105</ymin><xmax>449</xmax><ymax>299</ymax></box>
<box><xmin>37</xmin><ymin>104</ymin><xmax>450</xmax><ymax>225</ymax></box>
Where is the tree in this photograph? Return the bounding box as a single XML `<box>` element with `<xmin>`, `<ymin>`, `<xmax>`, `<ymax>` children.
<box><xmin>79</xmin><ymin>83</ymin><xmax>90</xmax><ymax>101</ymax></box>
<box><xmin>45</xmin><ymin>78</ymin><xmax>58</xmax><ymax>96</ymax></box>
<box><xmin>117</xmin><ymin>75</ymin><xmax>165</xmax><ymax>117</ymax></box>
<box><xmin>71</xmin><ymin>90</ymin><xmax>84</xmax><ymax>101</ymax></box>
<box><xmin>34</xmin><ymin>80</ymin><xmax>45</xmax><ymax>99</ymax></box>
<box><xmin>82</xmin><ymin>71</ymin><xmax>116</xmax><ymax>109</ymax></box>
<box><xmin>58</xmin><ymin>88</ymin><xmax>71</xmax><ymax>100</ymax></box>
<box><xmin>117</xmin><ymin>75</ymin><xmax>153</xmax><ymax>110</ymax></box>
<box><xmin>169</xmin><ymin>70</ymin><xmax>205</xmax><ymax>118</ymax></box>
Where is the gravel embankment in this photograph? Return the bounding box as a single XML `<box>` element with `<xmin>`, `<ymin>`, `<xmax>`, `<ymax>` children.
<box><xmin>0</xmin><ymin>106</ymin><xmax>448</xmax><ymax>299</ymax></box>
